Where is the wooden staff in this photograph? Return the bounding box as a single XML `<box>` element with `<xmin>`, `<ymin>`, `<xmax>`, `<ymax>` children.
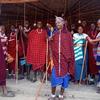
<box><xmin>79</xmin><ymin>41</ymin><xmax>88</xmax><ymax>84</ymax></box>
<box><xmin>15</xmin><ymin>29</ymin><xmax>19</xmax><ymax>83</ymax></box>
<box><xmin>84</xmin><ymin>53</ymin><xmax>88</xmax><ymax>85</ymax></box>
<box><xmin>35</xmin><ymin>62</ymin><xmax>51</xmax><ymax>100</ymax></box>
<box><xmin>46</xmin><ymin>38</ymin><xmax>49</xmax><ymax>84</ymax></box>
<box><xmin>20</xmin><ymin>27</ymin><xmax>26</xmax><ymax>58</ymax></box>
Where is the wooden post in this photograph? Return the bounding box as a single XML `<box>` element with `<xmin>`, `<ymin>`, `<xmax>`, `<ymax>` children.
<box><xmin>15</xmin><ymin>29</ymin><xmax>19</xmax><ymax>84</ymax></box>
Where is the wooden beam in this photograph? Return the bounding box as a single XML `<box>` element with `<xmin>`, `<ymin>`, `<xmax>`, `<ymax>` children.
<box><xmin>71</xmin><ymin>0</ymin><xmax>99</xmax><ymax>14</ymax></box>
<box><xmin>0</xmin><ymin>0</ymin><xmax>38</xmax><ymax>3</ymax></box>
<box><xmin>39</xmin><ymin>1</ymin><xmax>56</xmax><ymax>15</ymax></box>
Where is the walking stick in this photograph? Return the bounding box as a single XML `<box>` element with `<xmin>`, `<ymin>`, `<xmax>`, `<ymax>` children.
<box><xmin>79</xmin><ymin>41</ymin><xmax>88</xmax><ymax>85</ymax></box>
<box><xmin>20</xmin><ymin>27</ymin><xmax>26</xmax><ymax>59</ymax></box>
<box><xmin>21</xmin><ymin>28</ymin><xmax>28</xmax><ymax>77</ymax></box>
<box><xmin>15</xmin><ymin>29</ymin><xmax>19</xmax><ymax>84</ymax></box>
<box><xmin>85</xmin><ymin>54</ymin><xmax>88</xmax><ymax>85</ymax></box>
<box><xmin>46</xmin><ymin>38</ymin><xmax>49</xmax><ymax>84</ymax></box>
<box><xmin>35</xmin><ymin>62</ymin><xmax>51</xmax><ymax>100</ymax></box>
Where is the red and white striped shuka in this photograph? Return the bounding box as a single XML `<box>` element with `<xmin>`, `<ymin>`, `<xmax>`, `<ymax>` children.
<box><xmin>50</xmin><ymin>31</ymin><xmax>75</xmax><ymax>77</ymax></box>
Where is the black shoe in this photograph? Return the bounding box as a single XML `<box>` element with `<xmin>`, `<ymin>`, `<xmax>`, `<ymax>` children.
<box><xmin>97</xmin><ymin>87</ymin><xmax>100</xmax><ymax>93</ymax></box>
<box><xmin>88</xmin><ymin>81</ymin><xmax>95</xmax><ymax>85</ymax></box>
<box><xmin>2</xmin><ymin>91</ymin><xmax>15</xmax><ymax>97</ymax></box>
<box><xmin>26</xmin><ymin>75</ymin><xmax>30</xmax><ymax>80</ymax></box>
<box><xmin>32</xmin><ymin>79</ymin><xmax>37</xmax><ymax>83</ymax></box>
<box><xmin>7</xmin><ymin>75</ymin><xmax>13</xmax><ymax>79</ymax></box>
<box><xmin>48</xmin><ymin>97</ymin><xmax>59</xmax><ymax>100</ymax></box>
<box><xmin>29</xmin><ymin>71</ymin><xmax>37</xmax><ymax>82</ymax></box>
<box><xmin>18</xmin><ymin>74</ymin><xmax>24</xmax><ymax>80</ymax></box>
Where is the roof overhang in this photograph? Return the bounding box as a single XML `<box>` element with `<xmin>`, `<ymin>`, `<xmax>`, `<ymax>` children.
<box><xmin>0</xmin><ymin>0</ymin><xmax>38</xmax><ymax>4</ymax></box>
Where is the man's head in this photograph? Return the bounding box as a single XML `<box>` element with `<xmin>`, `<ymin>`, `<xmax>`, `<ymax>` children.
<box><xmin>24</xmin><ymin>21</ymin><xmax>29</xmax><ymax>28</ymax></box>
<box><xmin>82</xmin><ymin>20</ymin><xmax>87</xmax><ymax>27</ymax></box>
<box><xmin>71</xmin><ymin>24</ymin><xmax>75</xmax><ymax>30</ymax></box>
<box><xmin>78</xmin><ymin>26</ymin><xmax>84</xmax><ymax>34</ymax></box>
<box><xmin>10</xmin><ymin>25</ymin><xmax>15</xmax><ymax>32</ymax></box>
<box><xmin>90</xmin><ymin>23</ymin><xmax>96</xmax><ymax>30</ymax></box>
<box><xmin>37</xmin><ymin>21</ymin><xmax>43</xmax><ymax>29</ymax></box>
<box><xmin>97</xmin><ymin>19</ymin><xmax>100</xmax><ymax>28</ymax></box>
<box><xmin>55</xmin><ymin>16</ymin><xmax>64</xmax><ymax>30</ymax></box>
<box><xmin>0</xmin><ymin>25</ymin><xmax>5</xmax><ymax>33</ymax></box>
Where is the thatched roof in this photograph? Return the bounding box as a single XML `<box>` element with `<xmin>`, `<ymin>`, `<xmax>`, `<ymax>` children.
<box><xmin>0</xmin><ymin>0</ymin><xmax>100</xmax><ymax>24</ymax></box>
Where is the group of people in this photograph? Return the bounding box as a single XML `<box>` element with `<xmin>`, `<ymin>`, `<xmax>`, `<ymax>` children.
<box><xmin>0</xmin><ymin>16</ymin><xmax>100</xmax><ymax>100</ymax></box>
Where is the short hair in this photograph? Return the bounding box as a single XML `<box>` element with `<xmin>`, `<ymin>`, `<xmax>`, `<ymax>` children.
<box><xmin>77</xmin><ymin>25</ymin><xmax>83</xmax><ymax>30</ymax></box>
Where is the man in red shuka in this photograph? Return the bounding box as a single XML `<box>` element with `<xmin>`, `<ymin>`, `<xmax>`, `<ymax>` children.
<box><xmin>27</xmin><ymin>21</ymin><xmax>47</xmax><ymax>82</ymax></box>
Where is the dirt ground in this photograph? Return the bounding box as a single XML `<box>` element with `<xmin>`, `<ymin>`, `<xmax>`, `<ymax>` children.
<box><xmin>0</xmin><ymin>79</ymin><xmax>100</xmax><ymax>100</ymax></box>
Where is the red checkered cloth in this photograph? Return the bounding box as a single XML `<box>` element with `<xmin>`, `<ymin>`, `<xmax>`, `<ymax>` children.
<box><xmin>8</xmin><ymin>35</ymin><xmax>16</xmax><ymax>59</ymax></box>
<box><xmin>50</xmin><ymin>31</ymin><xmax>75</xmax><ymax>77</ymax></box>
<box><xmin>27</xmin><ymin>29</ymin><xmax>47</xmax><ymax>71</ymax></box>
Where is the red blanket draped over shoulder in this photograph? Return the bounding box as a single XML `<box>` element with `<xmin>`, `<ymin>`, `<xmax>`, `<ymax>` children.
<box><xmin>8</xmin><ymin>32</ymin><xmax>23</xmax><ymax>59</ymax></box>
<box><xmin>51</xmin><ymin>31</ymin><xmax>75</xmax><ymax>77</ymax></box>
<box><xmin>7</xmin><ymin>32</ymin><xmax>23</xmax><ymax>72</ymax></box>
<box><xmin>88</xmin><ymin>30</ymin><xmax>98</xmax><ymax>74</ymax></box>
<box><xmin>27</xmin><ymin>29</ymin><xmax>47</xmax><ymax>71</ymax></box>
<box><xmin>8</xmin><ymin>32</ymin><xmax>16</xmax><ymax>59</ymax></box>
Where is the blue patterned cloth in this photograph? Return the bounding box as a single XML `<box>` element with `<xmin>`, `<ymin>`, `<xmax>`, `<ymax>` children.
<box><xmin>97</xmin><ymin>56</ymin><xmax>100</xmax><ymax>68</ymax></box>
<box><xmin>51</xmin><ymin>68</ymin><xmax>70</xmax><ymax>89</ymax></box>
<box><xmin>96</xmin><ymin>32</ymin><xmax>100</xmax><ymax>66</ymax></box>
<box><xmin>20</xmin><ymin>58</ymin><xmax>26</xmax><ymax>66</ymax></box>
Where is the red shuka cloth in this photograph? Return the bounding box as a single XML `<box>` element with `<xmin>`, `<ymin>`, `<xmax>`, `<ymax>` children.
<box><xmin>88</xmin><ymin>30</ymin><xmax>98</xmax><ymax>74</ymax></box>
<box><xmin>8</xmin><ymin>32</ymin><xmax>23</xmax><ymax>58</ymax></box>
<box><xmin>50</xmin><ymin>31</ymin><xmax>75</xmax><ymax>77</ymax></box>
<box><xmin>83</xmin><ymin>26</ymin><xmax>89</xmax><ymax>33</ymax></box>
<box><xmin>7</xmin><ymin>32</ymin><xmax>16</xmax><ymax>72</ymax></box>
<box><xmin>7</xmin><ymin>32</ymin><xmax>23</xmax><ymax>72</ymax></box>
<box><xmin>27</xmin><ymin>29</ymin><xmax>47</xmax><ymax>71</ymax></box>
<box><xmin>8</xmin><ymin>33</ymin><xmax>16</xmax><ymax>59</ymax></box>
<box><xmin>0</xmin><ymin>40</ymin><xmax>6</xmax><ymax>86</ymax></box>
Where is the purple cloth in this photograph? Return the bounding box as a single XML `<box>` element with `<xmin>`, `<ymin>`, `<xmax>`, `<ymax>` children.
<box><xmin>51</xmin><ymin>67</ymin><xmax>70</xmax><ymax>88</ymax></box>
<box><xmin>0</xmin><ymin>39</ymin><xmax>6</xmax><ymax>86</ymax></box>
